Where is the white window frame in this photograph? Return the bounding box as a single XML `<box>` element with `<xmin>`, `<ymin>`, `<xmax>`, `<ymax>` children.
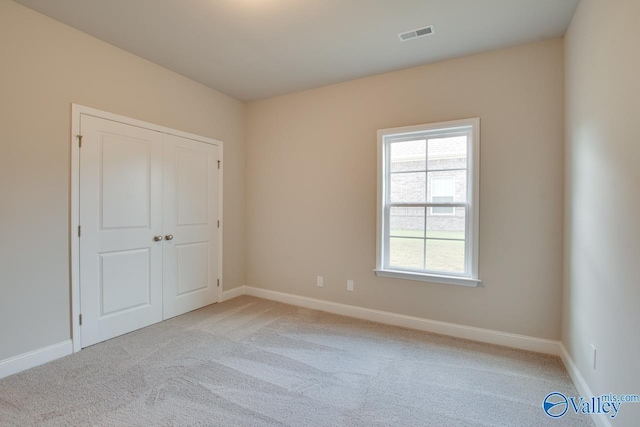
<box><xmin>374</xmin><ymin>118</ymin><xmax>480</xmax><ymax>287</ymax></box>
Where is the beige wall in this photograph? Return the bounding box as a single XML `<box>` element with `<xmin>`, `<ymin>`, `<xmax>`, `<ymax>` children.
<box><xmin>0</xmin><ymin>0</ymin><xmax>245</xmax><ymax>361</ymax></box>
<box><xmin>247</xmin><ymin>39</ymin><xmax>565</xmax><ymax>340</ymax></box>
<box><xmin>564</xmin><ymin>0</ymin><xmax>640</xmax><ymax>425</ymax></box>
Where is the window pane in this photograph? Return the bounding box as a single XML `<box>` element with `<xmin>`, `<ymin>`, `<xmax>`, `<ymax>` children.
<box><xmin>428</xmin><ymin>135</ymin><xmax>467</xmax><ymax>170</ymax></box>
<box><xmin>425</xmin><ymin>207</ymin><xmax>466</xmax><ymax>274</ymax></box>
<box><xmin>390</xmin><ymin>172</ymin><xmax>426</xmax><ymax>203</ymax></box>
<box><xmin>426</xmin><ymin>208</ymin><xmax>466</xmax><ymax>239</ymax></box>
<box><xmin>390</xmin><ymin>139</ymin><xmax>426</xmax><ymax>172</ymax></box>
<box><xmin>427</xmin><ymin>171</ymin><xmax>466</xmax><ymax>203</ymax></box>
<box><xmin>425</xmin><ymin>239</ymin><xmax>465</xmax><ymax>274</ymax></box>
<box><xmin>389</xmin><ymin>237</ymin><xmax>425</xmax><ymax>270</ymax></box>
<box><xmin>390</xmin><ymin>207</ymin><xmax>425</xmax><ymax>237</ymax></box>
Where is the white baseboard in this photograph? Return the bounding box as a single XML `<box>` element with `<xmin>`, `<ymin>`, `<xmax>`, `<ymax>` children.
<box><xmin>559</xmin><ymin>344</ymin><xmax>611</xmax><ymax>427</ymax></box>
<box><xmin>0</xmin><ymin>340</ymin><xmax>73</xmax><ymax>380</ymax></box>
<box><xmin>242</xmin><ymin>286</ymin><xmax>560</xmax><ymax>355</ymax></box>
<box><xmin>221</xmin><ymin>285</ymin><xmax>246</xmax><ymax>302</ymax></box>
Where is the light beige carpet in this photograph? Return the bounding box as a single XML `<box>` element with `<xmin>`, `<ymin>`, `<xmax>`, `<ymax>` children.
<box><xmin>0</xmin><ymin>296</ymin><xmax>593</xmax><ymax>426</ymax></box>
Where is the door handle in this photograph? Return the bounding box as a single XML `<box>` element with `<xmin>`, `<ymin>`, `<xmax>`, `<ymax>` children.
<box><xmin>153</xmin><ymin>235</ymin><xmax>163</xmax><ymax>242</ymax></box>
<box><xmin>165</xmin><ymin>234</ymin><xmax>174</xmax><ymax>241</ymax></box>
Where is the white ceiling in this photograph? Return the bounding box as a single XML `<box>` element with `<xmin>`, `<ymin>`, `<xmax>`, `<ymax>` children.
<box><xmin>13</xmin><ymin>0</ymin><xmax>580</xmax><ymax>102</ymax></box>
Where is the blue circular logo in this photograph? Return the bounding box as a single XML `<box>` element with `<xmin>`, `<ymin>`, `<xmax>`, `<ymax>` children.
<box><xmin>543</xmin><ymin>392</ymin><xmax>568</xmax><ymax>418</ymax></box>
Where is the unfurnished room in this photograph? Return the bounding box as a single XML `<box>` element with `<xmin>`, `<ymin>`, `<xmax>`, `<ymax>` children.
<box><xmin>0</xmin><ymin>0</ymin><xmax>638</xmax><ymax>426</ymax></box>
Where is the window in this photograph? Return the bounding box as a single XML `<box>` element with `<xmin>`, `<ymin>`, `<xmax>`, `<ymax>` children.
<box><xmin>375</xmin><ymin>118</ymin><xmax>480</xmax><ymax>286</ymax></box>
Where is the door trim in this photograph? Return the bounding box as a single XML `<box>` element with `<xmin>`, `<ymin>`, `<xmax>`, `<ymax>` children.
<box><xmin>70</xmin><ymin>104</ymin><xmax>224</xmax><ymax>353</ymax></box>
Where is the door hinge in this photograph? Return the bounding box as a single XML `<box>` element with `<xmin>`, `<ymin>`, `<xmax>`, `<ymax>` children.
<box><xmin>217</xmin><ymin>279</ymin><xmax>220</xmax><ymax>287</ymax></box>
<box><xmin>217</xmin><ymin>160</ymin><xmax>220</xmax><ymax>169</ymax></box>
<box><xmin>79</xmin><ymin>314</ymin><xmax>83</xmax><ymax>326</ymax></box>
<box><xmin>78</xmin><ymin>225</ymin><xmax>81</xmax><ymax>237</ymax></box>
<box><xmin>217</xmin><ymin>220</ymin><xmax>220</xmax><ymax>228</ymax></box>
<box><xmin>77</xmin><ymin>134</ymin><xmax>83</xmax><ymax>148</ymax></box>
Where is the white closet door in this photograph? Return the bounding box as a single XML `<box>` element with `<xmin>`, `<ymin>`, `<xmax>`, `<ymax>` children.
<box><xmin>162</xmin><ymin>134</ymin><xmax>219</xmax><ymax>319</ymax></box>
<box><xmin>79</xmin><ymin>115</ymin><xmax>164</xmax><ymax>348</ymax></box>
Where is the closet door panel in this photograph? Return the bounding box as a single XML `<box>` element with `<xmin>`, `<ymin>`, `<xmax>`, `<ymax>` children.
<box><xmin>163</xmin><ymin>134</ymin><xmax>219</xmax><ymax>319</ymax></box>
<box><xmin>79</xmin><ymin>115</ymin><xmax>164</xmax><ymax>348</ymax></box>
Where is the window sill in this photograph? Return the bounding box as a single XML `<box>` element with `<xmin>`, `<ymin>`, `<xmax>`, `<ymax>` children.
<box><xmin>373</xmin><ymin>269</ymin><xmax>480</xmax><ymax>287</ymax></box>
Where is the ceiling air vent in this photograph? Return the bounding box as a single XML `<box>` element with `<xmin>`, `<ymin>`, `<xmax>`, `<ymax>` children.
<box><xmin>399</xmin><ymin>26</ymin><xmax>434</xmax><ymax>42</ymax></box>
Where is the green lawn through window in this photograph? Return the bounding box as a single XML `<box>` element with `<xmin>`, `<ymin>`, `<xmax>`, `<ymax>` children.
<box><xmin>389</xmin><ymin>229</ymin><xmax>465</xmax><ymax>273</ymax></box>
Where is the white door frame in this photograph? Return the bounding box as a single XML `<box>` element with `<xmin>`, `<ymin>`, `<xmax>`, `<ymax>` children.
<box><xmin>70</xmin><ymin>104</ymin><xmax>224</xmax><ymax>353</ymax></box>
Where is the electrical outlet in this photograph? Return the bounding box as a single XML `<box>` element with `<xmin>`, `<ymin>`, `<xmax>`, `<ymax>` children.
<box><xmin>347</xmin><ymin>280</ymin><xmax>354</xmax><ymax>292</ymax></box>
<box><xmin>591</xmin><ymin>344</ymin><xmax>597</xmax><ymax>370</ymax></box>
<box><xmin>317</xmin><ymin>276</ymin><xmax>323</xmax><ymax>287</ymax></box>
